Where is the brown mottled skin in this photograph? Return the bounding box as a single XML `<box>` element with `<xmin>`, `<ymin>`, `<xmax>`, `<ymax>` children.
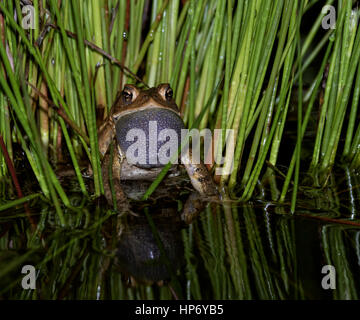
<box><xmin>98</xmin><ymin>83</ymin><xmax>218</xmax><ymax>219</ymax></box>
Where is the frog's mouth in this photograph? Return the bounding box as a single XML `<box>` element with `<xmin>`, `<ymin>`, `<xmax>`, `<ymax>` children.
<box><xmin>115</xmin><ymin>108</ymin><xmax>185</xmax><ymax>169</ymax></box>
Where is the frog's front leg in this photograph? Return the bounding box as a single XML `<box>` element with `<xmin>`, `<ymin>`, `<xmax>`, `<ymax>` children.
<box><xmin>181</xmin><ymin>149</ymin><xmax>218</xmax><ymax>197</ymax></box>
<box><xmin>86</xmin><ymin>116</ymin><xmax>116</xmax><ymax>177</ymax></box>
<box><xmin>98</xmin><ymin>116</ymin><xmax>116</xmax><ymax>156</ymax></box>
<box><xmin>102</xmin><ymin>141</ymin><xmax>128</xmax><ymax>211</ymax></box>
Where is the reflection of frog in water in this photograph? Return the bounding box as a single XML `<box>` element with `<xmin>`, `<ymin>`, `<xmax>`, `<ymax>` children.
<box><xmin>99</xmin><ymin>179</ymin><xmax>208</xmax><ymax>288</ymax></box>
<box><xmin>114</xmin><ymin>203</ymin><xmax>185</xmax><ymax>287</ymax></box>
<box><xmin>98</xmin><ymin>83</ymin><xmax>219</xmax><ymax>220</ymax></box>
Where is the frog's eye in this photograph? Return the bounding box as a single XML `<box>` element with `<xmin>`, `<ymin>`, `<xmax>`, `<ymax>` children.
<box><xmin>120</xmin><ymin>85</ymin><xmax>140</xmax><ymax>105</ymax></box>
<box><xmin>165</xmin><ymin>87</ymin><xmax>173</xmax><ymax>101</ymax></box>
<box><xmin>157</xmin><ymin>83</ymin><xmax>176</xmax><ymax>104</ymax></box>
<box><xmin>122</xmin><ymin>88</ymin><xmax>133</xmax><ymax>104</ymax></box>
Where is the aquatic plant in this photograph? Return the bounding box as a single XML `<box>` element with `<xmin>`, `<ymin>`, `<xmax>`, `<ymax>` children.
<box><xmin>1</xmin><ymin>1</ymin><xmax>359</xmax><ymax>213</ymax></box>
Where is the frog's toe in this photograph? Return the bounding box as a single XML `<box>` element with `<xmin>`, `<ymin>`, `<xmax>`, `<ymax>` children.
<box><xmin>115</xmin><ymin>199</ymin><xmax>137</xmax><ymax>216</ymax></box>
<box><xmin>127</xmin><ymin>208</ymin><xmax>140</xmax><ymax>217</ymax></box>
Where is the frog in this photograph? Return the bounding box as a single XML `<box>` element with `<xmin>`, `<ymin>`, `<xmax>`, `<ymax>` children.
<box><xmin>98</xmin><ymin>83</ymin><xmax>218</xmax><ymax>220</ymax></box>
<box><xmin>113</xmin><ymin>201</ymin><xmax>185</xmax><ymax>287</ymax></box>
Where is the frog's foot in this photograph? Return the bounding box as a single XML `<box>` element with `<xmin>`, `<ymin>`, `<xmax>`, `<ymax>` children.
<box><xmin>117</xmin><ymin>201</ymin><xmax>139</xmax><ymax>217</ymax></box>
<box><xmin>181</xmin><ymin>149</ymin><xmax>219</xmax><ymax>198</ymax></box>
<box><xmin>183</xmin><ymin>162</ymin><xmax>219</xmax><ymax>197</ymax></box>
<box><xmin>114</xmin><ymin>197</ymin><xmax>135</xmax><ymax>215</ymax></box>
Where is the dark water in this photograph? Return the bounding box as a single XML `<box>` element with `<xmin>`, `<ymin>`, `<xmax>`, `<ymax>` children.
<box><xmin>0</xmin><ymin>167</ymin><xmax>360</xmax><ymax>300</ymax></box>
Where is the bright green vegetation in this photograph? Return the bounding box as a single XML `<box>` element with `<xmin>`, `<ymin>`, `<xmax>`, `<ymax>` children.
<box><xmin>0</xmin><ymin>2</ymin><xmax>359</xmax><ymax>220</ymax></box>
<box><xmin>1</xmin><ymin>1</ymin><xmax>360</xmax><ymax>300</ymax></box>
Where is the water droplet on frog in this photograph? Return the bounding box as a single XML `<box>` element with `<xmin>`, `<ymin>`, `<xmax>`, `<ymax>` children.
<box><xmin>51</xmin><ymin>58</ymin><xmax>55</xmax><ymax>65</ymax></box>
<box><xmin>123</xmin><ymin>32</ymin><xmax>128</xmax><ymax>40</ymax></box>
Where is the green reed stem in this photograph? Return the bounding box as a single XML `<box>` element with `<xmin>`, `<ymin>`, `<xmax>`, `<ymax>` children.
<box><xmin>0</xmin><ymin>194</ymin><xmax>41</xmax><ymax>212</ymax></box>
<box><xmin>240</xmin><ymin>0</ymin><xmax>294</xmax><ymax>201</ymax></box>
<box><xmin>70</xmin><ymin>0</ymin><xmax>103</xmax><ymax>195</ymax></box>
<box><xmin>175</xmin><ymin>0</ymin><xmax>204</xmax><ymax>105</ymax></box>
<box><xmin>59</xmin><ymin>118</ymin><xmax>88</xmax><ymax>196</ymax></box>
<box><xmin>343</xmin><ymin>42</ymin><xmax>360</xmax><ymax>158</ymax></box>
<box><xmin>279</xmin><ymin>41</ymin><xmax>333</xmax><ymax>203</ymax></box>
<box><xmin>320</xmin><ymin>15</ymin><xmax>360</xmax><ymax>171</ymax></box>
<box><xmin>132</xmin><ymin>0</ymin><xmax>169</xmax><ymax>74</ymax></box>
<box><xmin>291</xmin><ymin>3</ymin><xmax>304</xmax><ymax>214</ymax></box>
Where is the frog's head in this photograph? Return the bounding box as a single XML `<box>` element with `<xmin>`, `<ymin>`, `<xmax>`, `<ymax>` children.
<box><xmin>112</xmin><ymin>84</ymin><xmax>185</xmax><ymax>168</ymax></box>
